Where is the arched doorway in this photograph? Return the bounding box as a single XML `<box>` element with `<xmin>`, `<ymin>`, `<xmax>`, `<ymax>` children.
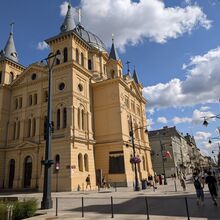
<box><xmin>8</xmin><ymin>159</ymin><xmax>15</xmax><ymax>188</ymax></box>
<box><xmin>24</xmin><ymin>156</ymin><xmax>32</xmax><ymax>188</ymax></box>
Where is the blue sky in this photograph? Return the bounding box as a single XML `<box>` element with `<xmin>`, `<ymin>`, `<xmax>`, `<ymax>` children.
<box><xmin>1</xmin><ymin>0</ymin><xmax>220</xmax><ymax>157</ymax></box>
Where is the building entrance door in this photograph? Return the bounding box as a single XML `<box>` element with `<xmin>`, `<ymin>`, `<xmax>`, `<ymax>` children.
<box><xmin>8</xmin><ymin>159</ymin><xmax>15</xmax><ymax>188</ymax></box>
<box><xmin>24</xmin><ymin>156</ymin><xmax>32</xmax><ymax>188</ymax></box>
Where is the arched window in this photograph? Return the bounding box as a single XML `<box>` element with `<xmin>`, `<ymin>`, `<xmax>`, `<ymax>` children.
<box><xmin>32</xmin><ymin>118</ymin><xmax>36</xmax><ymax>137</ymax></box>
<box><xmin>19</xmin><ymin>97</ymin><xmax>22</xmax><ymax>109</ymax></box>
<box><xmin>15</xmin><ymin>98</ymin><xmax>18</xmax><ymax>109</ymax></box>
<box><xmin>63</xmin><ymin>108</ymin><xmax>67</xmax><ymax>128</ymax></box>
<box><xmin>54</xmin><ymin>154</ymin><xmax>60</xmax><ymax>172</ymax></box>
<box><xmin>88</xmin><ymin>59</ymin><xmax>92</xmax><ymax>70</ymax></box>
<box><xmin>44</xmin><ymin>91</ymin><xmax>48</xmax><ymax>102</ymax></box>
<box><xmin>13</xmin><ymin>122</ymin><xmax>16</xmax><ymax>140</ymax></box>
<box><xmin>17</xmin><ymin>121</ymin><xmax>20</xmax><ymax>139</ymax></box>
<box><xmin>24</xmin><ymin>156</ymin><xmax>32</xmax><ymax>188</ymax></box>
<box><xmin>81</xmin><ymin>53</ymin><xmax>84</xmax><ymax>67</ymax></box>
<box><xmin>81</xmin><ymin>109</ymin><xmax>85</xmax><ymax>130</ymax></box>
<box><xmin>8</xmin><ymin>159</ymin><xmax>15</xmax><ymax>188</ymax></box>
<box><xmin>142</xmin><ymin>156</ymin><xmax>146</xmax><ymax>171</ymax></box>
<box><xmin>63</xmin><ymin>48</ymin><xmax>68</xmax><ymax>63</ymax></box>
<box><xmin>111</xmin><ymin>70</ymin><xmax>115</xmax><ymax>79</ymax></box>
<box><xmin>28</xmin><ymin>119</ymin><xmax>31</xmax><ymax>137</ymax></box>
<box><xmin>78</xmin><ymin>108</ymin><xmax>81</xmax><ymax>129</ymax></box>
<box><xmin>34</xmin><ymin>94</ymin><xmax>37</xmax><ymax>105</ymax></box>
<box><xmin>57</xmin><ymin>109</ymin><xmax>60</xmax><ymax>129</ymax></box>
<box><xmin>9</xmin><ymin>72</ymin><xmax>14</xmax><ymax>83</ymax></box>
<box><xmin>29</xmin><ymin>95</ymin><xmax>32</xmax><ymax>106</ymax></box>
<box><xmin>76</xmin><ymin>48</ymin><xmax>79</xmax><ymax>63</ymax></box>
<box><xmin>56</xmin><ymin>50</ymin><xmax>61</xmax><ymax>65</ymax></box>
<box><xmin>135</xmin><ymin>123</ymin><xmax>139</xmax><ymax>139</ymax></box>
<box><xmin>84</xmin><ymin>154</ymin><xmax>89</xmax><ymax>171</ymax></box>
<box><xmin>78</xmin><ymin>153</ymin><xmax>83</xmax><ymax>172</ymax></box>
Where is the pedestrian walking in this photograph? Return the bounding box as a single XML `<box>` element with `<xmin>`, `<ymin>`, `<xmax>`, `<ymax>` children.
<box><xmin>86</xmin><ymin>174</ymin><xmax>91</xmax><ymax>190</ymax></box>
<box><xmin>205</xmin><ymin>171</ymin><xmax>218</xmax><ymax>206</ymax></box>
<box><xmin>180</xmin><ymin>173</ymin><xmax>186</xmax><ymax>191</ymax></box>
<box><xmin>193</xmin><ymin>172</ymin><xmax>204</xmax><ymax>206</ymax></box>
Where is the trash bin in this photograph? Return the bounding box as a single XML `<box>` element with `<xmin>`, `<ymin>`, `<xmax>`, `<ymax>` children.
<box><xmin>141</xmin><ymin>179</ymin><xmax>147</xmax><ymax>190</ymax></box>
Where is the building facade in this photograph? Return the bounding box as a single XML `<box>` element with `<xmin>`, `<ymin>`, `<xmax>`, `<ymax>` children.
<box><xmin>0</xmin><ymin>3</ymin><xmax>153</xmax><ymax>191</ymax></box>
<box><xmin>149</xmin><ymin>126</ymin><xmax>192</xmax><ymax>177</ymax></box>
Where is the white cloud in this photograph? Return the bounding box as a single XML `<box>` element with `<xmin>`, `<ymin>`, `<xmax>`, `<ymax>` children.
<box><xmin>157</xmin><ymin>117</ymin><xmax>168</xmax><ymax>124</ymax></box>
<box><xmin>60</xmin><ymin>1</ymin><xmax>69</xmax><ymax>16</ymax></box>
<box><xmin>143</xmin><ymin>47</ymin><xmax>220</xmax><ymax>110</ymax></box>
<box><xmin>147</xmin><ymin>118</ymin><xmax>154</xmax><ymax>130</ymax></box>
<box><xmin>191</xmin><ymin>109</ymin><xmax>215</xmax><ymax>124</ymax></box>
<box><xmin>194</xmin><ymin>131</ymin><xmax>211</xmax><ymax>141</ymax></box>
<box><xmin>200</xmin><ymin>106</ymin><xmax>210</xmax><ymax>111</ymax></box>
<box><xmin>37</xmin><ymin>41</ymin><xmax>49</xmax><ymax>51</ymax></box>
<box><xmin>172</xmin><ymin>116</ymin><xmax>192</xmax><ymax>124</ymax></box>
<box><xmin>60</xmin><ymin>0</ymin><xmax>211</xmax><ymax>50</ymax></box>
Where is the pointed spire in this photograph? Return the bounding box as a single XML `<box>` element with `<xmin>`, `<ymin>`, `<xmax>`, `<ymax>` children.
<box><xmin>4</xmin><ymin>22</ymin><xmax>19</xmax><ymax>63</ymax></box>
<box><xmin>60</xmin><ymin>1</ymin><xmax>76</xmax><ymax>33</ymax></box>
<box><xmin>133</xmin><ymin>66</ymin><xmax>140</xmax><ymax>84</ymax></box>
<box><xmin>109</xmin><ymin>34</ymin><xmax>119</xmax><ymax>60</ymax></box>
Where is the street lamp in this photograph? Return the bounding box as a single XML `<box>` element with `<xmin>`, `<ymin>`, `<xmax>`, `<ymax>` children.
<box><xmin>127</xmin><ymin>115</ymin><xmax>148</xmax><ymax>191</ymax></box>
<box><xmin>202</xmin><ymin>114</ymin><xmax>220</xmax><ymax>127</ymax></box>
<box><xmin>208</xmin><ymin>136</ymin><xmax>220</xmax><ymax>144</ymax></box>
<box><xmin>41</xmin><ymin>51</ymin><xmax>62</xmax><ymax>210</ymax></box>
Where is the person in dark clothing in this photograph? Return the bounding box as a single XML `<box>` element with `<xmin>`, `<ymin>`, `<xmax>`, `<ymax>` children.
<box><xmin>193</xmin><ymin>172</ymin><xmax>204</xmax><ymax>206</ymax></box>
<box><xmin>205</xmin><ymin>171</ymin><xmax>218</xmax><ymax>206</ymax></box>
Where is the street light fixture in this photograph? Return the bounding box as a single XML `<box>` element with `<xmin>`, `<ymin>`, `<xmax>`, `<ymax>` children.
<box><xmin>202</xmin><ymin>114</ymin><xmax>220</xmax><ymax>127</ymax></box>
<box><xmin>41</xmin><ymin>51</ymin><xmax>62</xmax><ymax>210</ymax></box>
<box><xmin>127</xmin><ymin>115</ymin><xmax>148</xmax><ymax>191</ymax></box>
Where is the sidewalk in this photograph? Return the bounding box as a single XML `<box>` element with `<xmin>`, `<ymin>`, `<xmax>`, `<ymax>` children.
<box><xmin>1</xmin><ymin>178</ymin><xmax>219</xmax><ymax>220</ymax></box>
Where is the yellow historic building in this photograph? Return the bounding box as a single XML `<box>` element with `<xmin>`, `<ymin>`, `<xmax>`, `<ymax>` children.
<box><xmin>0</xmin><ymin>3</ymin><xmax>153</xmax><ymax>192</ymax></box>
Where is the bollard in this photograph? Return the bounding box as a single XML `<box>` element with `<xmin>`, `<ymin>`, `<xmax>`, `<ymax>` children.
<box><xmin>111</xmin><ymin>196</ymin><xmax>114</xmax><ymax>218</ymax></box>
<box><xmin>114</xmin><ymin>182</ymin><xmax>117</xmax><ymax>192</ymax></box>
<box><xmin>145</xmin><ymin>197</ymin><xmax>150</xmax><ymax>220</ymax></box>
<box><xmin>174</xmin><ymin>180</ymin><xmax>177</xmax><ymax>192</ymax></box>
<box><xmin>55</xmin><ymin>197</ymin><xmax>58</xmax><ymax>217</ymax></box>
<box><xmin>82</xmin><ymin>197</ymin><xmax>84</xmax><ymax>218</ymax></box>
<box><xmin>184</xmin><ymin>197</ymin><xmax>190</xmax><ymax>220</ymax></box>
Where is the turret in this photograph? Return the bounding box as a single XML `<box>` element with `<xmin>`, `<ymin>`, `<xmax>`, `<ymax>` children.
<box><xmin>106</xmin><ymin>35</ymin><xmax>123</xmax><ymax>79</ymax></box>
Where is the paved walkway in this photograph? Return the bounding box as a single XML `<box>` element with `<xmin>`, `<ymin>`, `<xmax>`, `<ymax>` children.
<box><xmin>1</xmin><ymin>177</ymin><xmax>220</xmax><ymax>220</ymax></box>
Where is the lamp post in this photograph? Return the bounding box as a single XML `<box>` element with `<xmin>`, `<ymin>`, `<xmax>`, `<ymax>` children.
<box><xmin>128</xmin><ymin>116</ymin><xmax>148</xmax><ymax>191</ymax></box>
<box><xmin>41</xmin><ymin>51</ymin><xmax>62</xmax><ymax>210</ymax></box>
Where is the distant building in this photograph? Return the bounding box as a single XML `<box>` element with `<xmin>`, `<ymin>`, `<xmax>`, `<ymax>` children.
<box><xmin>149</xmin><ymin>126</ymin><xmax>192</xmax><ymax>177</ymax></box>
<box><xmin>0</xmin><ymin>3</ymin><xmax>153</xmax><ymax>191</ymax></box>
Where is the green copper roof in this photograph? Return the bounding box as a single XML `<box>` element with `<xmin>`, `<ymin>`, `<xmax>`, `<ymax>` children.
<box><xmin>60</xmin><ymin>2</ymin><xmax>76</xmax><ymax>33</ymax></box>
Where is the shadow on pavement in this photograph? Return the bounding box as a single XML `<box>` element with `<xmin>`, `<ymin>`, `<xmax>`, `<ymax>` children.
<box><xmin>63</xmin><ymin>195</ymin><xmax>220</xmax><ymax>219</ymax></box>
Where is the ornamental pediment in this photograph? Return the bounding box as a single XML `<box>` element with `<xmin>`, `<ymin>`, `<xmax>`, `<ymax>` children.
<box><xmin>12</xmin><ymin>63</ymin><xmax>47</xmax><ymax>87</ymax></box>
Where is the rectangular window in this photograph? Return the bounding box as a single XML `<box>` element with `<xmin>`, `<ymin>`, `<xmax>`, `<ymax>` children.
<box><xmin>109</xmin><ymin>151</ymin><xmax>125</xmax><ymax>174</ymax></box>
<box><xmin>0</xmin><ymin>71</ymin><xmax>2</xmax><ymax>84</ymax></box>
